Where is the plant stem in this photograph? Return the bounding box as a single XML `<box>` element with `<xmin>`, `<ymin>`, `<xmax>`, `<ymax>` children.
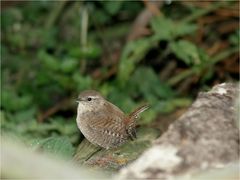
<box><xmin>182</xmin><ymin>2</ymin><xmax>225</xmax><ymax>23</ymax></box>
<box><xmin>45</xmin><ymin>0</ymin><xmax>68</xmax><ymax>29</ymax></box>
<box><xmin>167</xmin><ymin>47</ymin><xmax>239</xmax><ymax>86</ymax></box>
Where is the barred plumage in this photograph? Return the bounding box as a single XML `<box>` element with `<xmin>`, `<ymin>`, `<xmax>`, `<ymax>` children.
<box><xmin>76</xmin><ymin>90</ymin><xmax>149</xmax><ymax>149</ymax></box>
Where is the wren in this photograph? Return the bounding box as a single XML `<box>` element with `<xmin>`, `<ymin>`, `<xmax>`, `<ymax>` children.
<box><xmin>76</xmin><ymin>90</ymin><xmax>149</xmax><ymax>149</ymax></box>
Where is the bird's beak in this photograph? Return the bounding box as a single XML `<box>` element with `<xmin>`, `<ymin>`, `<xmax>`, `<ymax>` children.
<box><xmin>76</xmin><ymin>97</ymin><xmax>82</xmax><ymax>103</ymax></box>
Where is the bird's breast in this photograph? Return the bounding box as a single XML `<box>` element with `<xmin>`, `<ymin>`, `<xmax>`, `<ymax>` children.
<box><xmin>76</xmin><ymin>103</ymin><xmax>91</xmax><ymax>128</ymax></box>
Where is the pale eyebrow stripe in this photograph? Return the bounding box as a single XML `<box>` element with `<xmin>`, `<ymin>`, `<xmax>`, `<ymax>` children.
<box><xmin>88</xmin><ymin>96</ymin><xmax>99</xmax><ymax>99</ymax></box>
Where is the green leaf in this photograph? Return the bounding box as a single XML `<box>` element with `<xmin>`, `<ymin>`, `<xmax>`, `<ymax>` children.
<box><xmin>68</xmin><ymin>44</ymin><xmax>102</xmax><ymax>59</ymax></box>
<box><xmin>197</xmin><ymin>47</ymin><xmax>210</xmax><ymax>62</ymax></box>
<box><xmin>150</xmin><ymin>16</ymin><xmax>197</xmax><ymax>40</ymax></box>
<box><xmin>60</xmin><ymin>58</ymin><xmax>79</xmax><ymax>73</ymax></box>
<box><xmin>200</xmin><ymin>67</ymin><xmax>214</xmax><ymax>84</ymax></box>
<box><xmin>72</xmin><ymin>72</ymin><xmax>93</xmax><ymax>91</ymax></box>
<box><xmin>35</xmin><ymin>137</ymin><xmax>75</xmax><ymax>159</ymax></box>
<box><xmin>175</xmin><ymin>22</ymin><xmax>198</xmax><ymax>37</ymax></box>
<box><xmin>139</xmin><ymin>108</ymin><xmax>158</xmax><ymax>125</ymax></box>
<box><xmin>12</xmin><ymin>108</ymin><xmax>36</xmax><ymax>122</ymax></box>
<box><xmin>118</xmin><ymin>37</ymin><xmax>157</xmax><ymax>85</ymax></box>
<box><xmin>108</xmin><ymin>89</ymin><xmax>136</xmax><ymax>114</ymax></box>
<box><xmin>1</xmin><ymin>8</ymin><xmax>22</xmax><ymax>30</ymax></box>
<box><xmin>102</xmin><ymin>1</ymin><xmax>123</xmax><ymax>15</ymax></box>
<box><xmin>37</xmin><ymin>50</ymin><xmax>60</xmax><ymax>71</ymax></box>
<box><xmin>92</xmin><ymin>9</ymin><xmax>111</xmax><ymax>24</ymax></box>
<box><xmin>169</xmin><ymin>40</ymin><xmax>201</xmax><ymax>65</ymax></box>
<box><xmin>0</xmin><ymin>110</ymin><xmax>6</xmax><ymax>124</ymax></box>
<box><xmin>129</xmin><ymin>67</ymin><xmax>175</xmax><ymax>100</ymax></box>
<box><xmin>1</xmin><ymin>89</ymin><xmax>33</xmax><ymax>111</ymax></box>
<box><xmin>151</xmin><ymin>17</ymin><xmax>174</xmax><ymax>40</ymax></box>
<box><xmin>229</xmin><ymin>29</ymin><xmax>239</xmax><ymax>46</ymax></box>
<box><xmin>122</xmin><ymin>66</ymin><xmax>175</xmax><ymax>124</ymax></box>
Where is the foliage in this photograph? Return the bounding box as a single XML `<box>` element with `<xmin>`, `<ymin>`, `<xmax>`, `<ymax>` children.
<box><xmin>1</xmin><ymin>1</ymin><xmax>239</xmax><ymax>160</ymax></box>
<box><xmin>31</xmin><ymin>137</ymin><xmax>75</xmax><ymax>159</ymax></box>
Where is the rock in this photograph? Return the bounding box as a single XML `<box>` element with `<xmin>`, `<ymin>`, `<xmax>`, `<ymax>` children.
<box><xmin>116</xmin><ymin>83</ymin><xmax>240</xmax><ymax>179</ymax></box>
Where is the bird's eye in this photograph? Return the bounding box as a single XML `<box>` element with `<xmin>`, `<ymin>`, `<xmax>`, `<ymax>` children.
<box><xmin>87</xmin><ymin>97</ymin><xmax>92</xmax><ymax>101</ymax></box>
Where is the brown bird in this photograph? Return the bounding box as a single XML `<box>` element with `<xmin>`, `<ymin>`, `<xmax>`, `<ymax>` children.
<box><xmin>76</xmin><ymin>90</ymin><xmax>149</xmax><ymax>149</ymax></box>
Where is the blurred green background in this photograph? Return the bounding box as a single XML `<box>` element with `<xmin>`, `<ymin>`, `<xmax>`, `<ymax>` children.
<box><xmin>1</xmin><ymin>1</ymin><xmax>239</xmax><ymax>159</ymax></box>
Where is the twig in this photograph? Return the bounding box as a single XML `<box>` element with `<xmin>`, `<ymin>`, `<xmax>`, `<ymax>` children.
<box><xmin>210</xmin><ymin>46</ymin><xmax>238</xmax><ymax>65</ymax></box>
<box><xmin>167</xmin><ymin>69</ymin><xmax>195</xmax><ymax>86</ymax></box>
<box><xmin>159</xmin><ymin>61</ymin><xmax>177</xmax><ymax>81</ymax></box>
<box><xmin>182</xmin><ymin>2</ymin><xmax>224</xmax><ymax>23</ymax></box>
<box><xmin>127</xmin><ymin>1</ymin><xmax>163</xmax><ymax>41</ymax></box>
<box><xmin>143</xmin><ymin>0</ymin><xmax>162</xmax><ymax>16</ymax></box>
<box><xmin>80</xmin><ymin>6</ymin><xmax>88</xmax><ymax>48</ymax></box>
<box><xmin>37</xmin><ymin>98</ymin><xmax>70</xmax><ymax>123</ymax></box>
<box><xmin>45</xmin><ymin>0</ymin><xmax>68</xmax><ymax>29</ymax></box>
<box><xmin>79</xmin><ymin>6</ymin><xmax>88</xmax><ymax>74</ymax></box>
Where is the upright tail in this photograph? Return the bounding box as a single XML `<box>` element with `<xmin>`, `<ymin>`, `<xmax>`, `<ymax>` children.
<box><xmin>126</xmin><ymin>104</ymin><xmax>149</xmax><ymax>140</ymax></box>
<box><xmin>129</xmin><ymin>104</ymin><xmax>149</xmax><ymax>119</ymax></box>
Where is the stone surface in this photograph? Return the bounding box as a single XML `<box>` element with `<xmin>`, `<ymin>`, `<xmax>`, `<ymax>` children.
<box><xmin>116</xmin><ymin>83</ymin><xmax>240</xmax><ymax>179</ymax></box>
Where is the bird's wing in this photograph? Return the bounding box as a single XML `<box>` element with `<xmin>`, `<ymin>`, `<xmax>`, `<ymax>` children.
<box><xmin>86</xmin><ymin>102</ymin><xmax>128</xmax><ymax>148</ymax></box>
